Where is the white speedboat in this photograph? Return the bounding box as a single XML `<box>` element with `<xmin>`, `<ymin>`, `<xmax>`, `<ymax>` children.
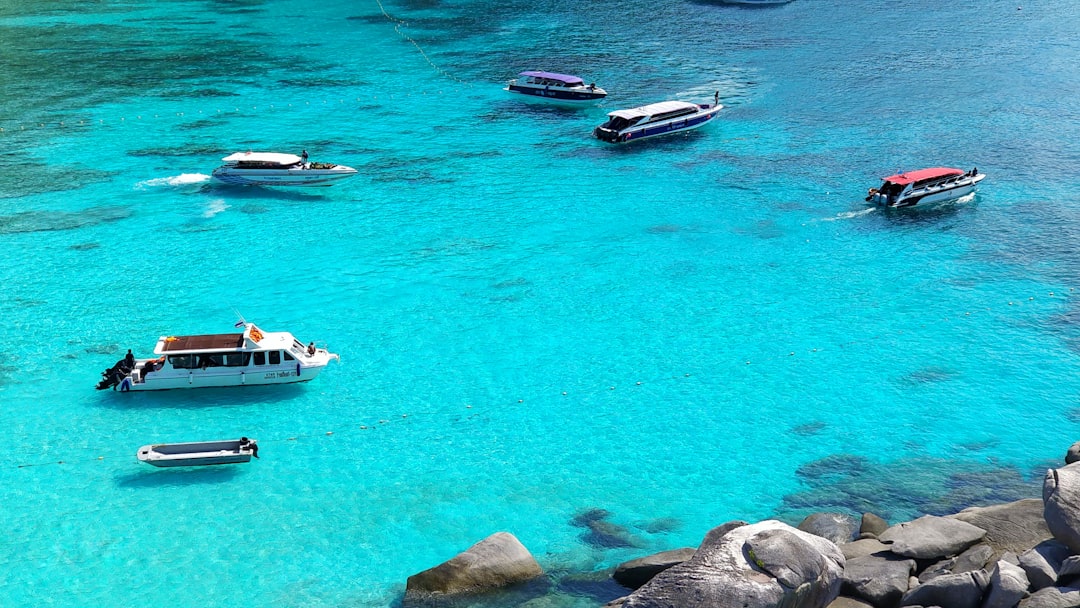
<box><xmin>866</xmin><ymin>167</ymin><xmax>985</xmax><ymax>208</ymax></box>
<box><xmin>137</xmin><ymin>437</ymin><xmax>258</xmax><ymax>467</ymax></box>
<box><xmin>211</xmin><ymin>152</ymin><xmax>357</xmax><ymax>186</ymax></box>
<box><xmin>504</xmin><ymin>71</ymin><xmax>607</xmax><ymax>105</ymax></box>
<box><xmin>594</xmin><ymin>99</ymin><xmax>722</xmax><ymax>144</ymax></box>
<box><xmin>96</xmin><ymin>322</ymin><xmax>339</xmax><ymax>391</ymax></box>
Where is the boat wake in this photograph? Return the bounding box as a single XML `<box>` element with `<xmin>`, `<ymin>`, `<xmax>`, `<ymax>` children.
<box><xmin>135</xmin><ymin>173</ymin><xmax>212</xmax><ymax>189</ymax></box>
<box><xmin>821</xmin><ymin>207</ymin><xmax>877</xmax><ymax>222</ymax></box>
<box><xmin>202</xmin><ymin>199</ymin><xmax>230</xmax><ymax>218</ymax></box>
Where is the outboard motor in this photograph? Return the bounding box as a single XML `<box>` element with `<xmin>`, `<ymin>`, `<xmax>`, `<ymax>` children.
<box><xmin>96</xmin><ymin>358</ymin><xmax>131</xmax><ymax>390</ymax></box>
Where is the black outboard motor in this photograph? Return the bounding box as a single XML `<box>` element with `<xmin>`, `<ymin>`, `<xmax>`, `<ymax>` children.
<box><xmin>96</xmin><ymin>358</ymin><xmax>131</xmax><ymax>390</ymax></box>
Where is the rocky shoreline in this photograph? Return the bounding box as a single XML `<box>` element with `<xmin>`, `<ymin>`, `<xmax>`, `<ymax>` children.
<box><xmin>400</xmin><ymin>442</ymin><xmax>1080</xmax><ymax>608</ymax></box>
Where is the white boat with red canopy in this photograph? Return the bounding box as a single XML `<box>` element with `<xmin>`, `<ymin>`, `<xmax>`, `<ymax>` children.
<box><xmin>867</xmin><ymin>167</ymin><xmax>985</xmax><ymax>208</ymax></box>
<box><xmin>96</xmin><ymin>322</ymin><xmax>339</xmax><ymax>391</ymax></box>
<box><xmin>212</xmin><ymin>152</ymin><xmax>357</xmax><ymax>186</ymax></box>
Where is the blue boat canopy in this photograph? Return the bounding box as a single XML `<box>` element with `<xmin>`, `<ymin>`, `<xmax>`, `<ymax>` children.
<box><xmin>519</xmin><ymin>71</ymin><xmax>585</xmax><ymax>85</ymax></box>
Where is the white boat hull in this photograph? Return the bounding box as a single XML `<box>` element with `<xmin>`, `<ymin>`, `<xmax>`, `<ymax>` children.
<box><xmin>117</xmin><ymin>360</ymin><xmax>329</xmax><ymax>391</ymax></box>
<box><xmin>137</xmin><ymin>439</ymin><xmax>256</xmax><ymax>467</ymax></box>
<box><xmin>211</xmin><ymin>166</ymin><xmax>357</xmax><ymax>186</ymax></box>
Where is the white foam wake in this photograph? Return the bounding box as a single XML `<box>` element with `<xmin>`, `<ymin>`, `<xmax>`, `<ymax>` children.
<box><xmin>135</xmin><ymin>173</ymin><xmax>212</xmax><ymax>189</ymax></box>
<box><xmin>202</xmin><ymin>199</ymin><xmax>230</xmax><ymax>218</ymax></box>
<box><xmin>821</xmin><ymin>207</ymin><xmax>877</xmax><ymax>222</ymax></box>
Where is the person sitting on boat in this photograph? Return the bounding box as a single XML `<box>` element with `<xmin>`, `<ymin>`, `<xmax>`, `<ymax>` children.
<box><xmin>240</xmin><ymin>437</ymin><xmax>259</xmax><ymax>458</ymax></box>
<box><xmin>307</xmin><ymin>342</ymin><xmax>316</xmax><ymax>356</ymax></box>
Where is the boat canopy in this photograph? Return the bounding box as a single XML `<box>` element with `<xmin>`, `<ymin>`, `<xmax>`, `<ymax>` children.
<box><xmin>221</xmin><ymin>152</ymin><xmax>302</xmax><ymax>165</ymax></box>
<box><xmin>519</xmin><ymin>71</ymin><xmax>585</xmax><ymax>85</ymax></box>
<box><xmin>606</xmin><ymin>100</ymin><xmax>699</xmax><ymax>120</ymax></box>
<box><xmin>158</xmin><ymin>333</ymin><xmax>246</xmax><ymax>354</ymax></box>
<box><xmin>883</xmin><ymin>167</ymin><xmax>964</xmax><ymax>185</ymax></box>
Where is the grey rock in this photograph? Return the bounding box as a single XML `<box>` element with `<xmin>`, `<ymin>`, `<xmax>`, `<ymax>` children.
<box><xmin>827</xmin><ymin>597</ymin><xmax>876</xmax><ymax>608</ymax></box>
<box><xmin>612</xmin><ymin>548</ymin><xmax>696</xmax><ymax>590</ymax></box>
<box><xmin>404</xmin><ymin>532</ymin><xmax>543</xmax><ymax>597</ymax></box>
<box><xmin>900</xmin><ymin>570</ymin><xmax>990</xmax><ymax>608</ymax></box>
<box><xmin>1018</xmin><ymin>586</ymin><xmax>1080</xmax><ymax>608</ymax></box>
<box><xmin>621</xmin><ymin>520</ymin><xmax>844</xmax><ymax>608</ymax></box>
<box><xmin>919</xmin><ymin>543</ymin><xmax>995</xmax><ymax>583</ymax></box>
<box><xmin>1066</xmin><ymin>442</ymin><xmax>1080</xmax><ymax>466</ymax></box>
<box><xmin>1020</xmin><ymin>540</ymin><xmax>1073</xmax><ymax>591</ymax></box>
<box><xmin>862</xmin><ymin>513</ymin><xmax>890</xmax><ymax>538</ymax></box>
<box><xmin>952</xmin><ymin>499</ymin><xmax>1053</xmax><ymax>559</ymax></box>
<box><xmin>842</xmin><ymin>552</ymin><xmax>916</xmax><ymax>608</ymax></box>
<box><xmin>1044</xmin><ymin>464</ymin><xmax>1080</xmax><ymax>554</ymax></box>
<box><xmin>842</xmin><ymin>538</ymin><xmax>891</xmax><ymax>561</ymax></box>
<box><xmin>880</xmin><ymin>515</ymin><xmax>987</xmax><ymax>560</ymax></box>
<box><xmin>983</xmin><ymin>559</ymin><xmax>1030</xmax><ymax>608</ymax></box>
<box><xmin>1058</xmin><ymin>556</ymin><xmax>1080</xmax><ymax>585</ymax></box>
<box><xmin>800</xmin><ymin>513</ymin><xmax>860</xmax><ymax>545</ymax></box>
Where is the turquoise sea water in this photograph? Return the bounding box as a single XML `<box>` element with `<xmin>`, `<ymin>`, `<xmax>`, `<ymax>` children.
<box><xmin>4</xmin><ymin>0</ymin><xmax>1080</xmax><ymax>605</ymax></box>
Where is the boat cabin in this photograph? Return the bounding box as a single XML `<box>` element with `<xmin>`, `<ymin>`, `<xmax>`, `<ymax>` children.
<box><xmin>220</xmin><ymin>152</ymin><xmax>303</xmax><ymax>169</ymax></box>
<box><xmin>518</xmin><ymin>71</ymin><xmax>586</xmax><ymax>88</ymax></box>
<box><xmin>152</xmin><ymin>324</ymin><xmax>308</xmax><ymax>372</ymax></box>
<box><xmin>600</xmin><ymin>101</ymin><xmax>701</xmax><ymax>131</ymax></box>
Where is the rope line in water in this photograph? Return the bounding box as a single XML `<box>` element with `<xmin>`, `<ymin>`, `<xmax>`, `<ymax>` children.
<box><xmin>372</xmin><ymin>0</ymin><xmax>470</xmax><ymax>85</ymax></box>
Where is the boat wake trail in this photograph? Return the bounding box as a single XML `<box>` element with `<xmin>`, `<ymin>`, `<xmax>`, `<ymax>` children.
<box><xmin>822</xmin><ymin>207</ymin><xmax>877</xmax><ymax>222</ymax></box>
<box><xmin>202</xmin><ymin>199</ymin><xmax>230</xmax><ymax>218</ymax></box>
<box><xmin>136</xmin><ymin>173</ymin><xmax>212</xmax><ymax>189</ymax></box>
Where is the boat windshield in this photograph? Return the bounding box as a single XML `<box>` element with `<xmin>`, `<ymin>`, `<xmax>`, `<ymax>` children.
<box><xmin>603</xmin><ymin>116</ymin><xmax>643</xmax><ymax>131</ymax></box>
<box><xmin>234</xmin><ymin>160</ymin><xmax>301</xmax><ymax>169</ymax></box>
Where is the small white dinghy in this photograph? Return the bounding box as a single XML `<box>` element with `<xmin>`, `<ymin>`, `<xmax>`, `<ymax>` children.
<box><xmin>137</xmin><ymin>437</ymin><xmax>259</xmax><ymax>467</ymax></box>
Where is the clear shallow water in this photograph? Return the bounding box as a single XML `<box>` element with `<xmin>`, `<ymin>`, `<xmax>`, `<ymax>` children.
<box><xmin>3</xmin><ymin>0</ymin><xmax>1080</xmax><ymax>605</ymax></box>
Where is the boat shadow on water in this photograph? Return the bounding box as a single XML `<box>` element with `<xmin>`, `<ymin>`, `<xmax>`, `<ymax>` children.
<box><xmin>115</xmin><ymin>466</ymin><xmax>244</xmax><ymax>489</ymax></box>
<box><xmin>197</xmin><ymin>182</ymin><xmax>337</xmax><ymax>202</ymax></box>
<box><xmin>873</xmin><ymin>195</ymin><xmax>978</xmax><ymax>227</ymax></box>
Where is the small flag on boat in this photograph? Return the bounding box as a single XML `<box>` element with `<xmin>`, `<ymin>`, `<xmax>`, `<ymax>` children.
<box><xmin>234</xmin><ymin>320</ymin><xmax>245</xmax><ymax>328</ymax></box>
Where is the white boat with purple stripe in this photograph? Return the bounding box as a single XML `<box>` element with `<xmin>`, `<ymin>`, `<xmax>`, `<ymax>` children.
<box><xmin>212</xmin><ymin>152</ymin><xmax>357</xmax><ymax>186</ymax></box>
<box><xmin>594</xmin><ymin>99</ymin><xmax>722</xmax><ymax>144</ymax></box>
<box><xmin>505</xmin><ymin>71</ymin><xmax>607</xmax><ymax>105</ymax></box>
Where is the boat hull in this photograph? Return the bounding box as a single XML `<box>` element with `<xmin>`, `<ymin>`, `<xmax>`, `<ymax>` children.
<box><xmin>211</xmin><ymin>167</ymin><xmax>357</xmax><ymax>186</ymax></box>
<box><xmin>595</xmin><ymin>105</ymin><xmax>721</xmax><ymax>144</ymax></box>
<box><xmin>119</xmin><ymin>362</ymin><xmax>329</xmax><ymax>391</ymax></box>
<box><xmin>137</xmin><ymin>440</ymin><xmax>255</xmax><ymax>467</ymax></box>
<box><xmin>505</xmin><ymin>85</ymin><xmax>606</xmax><ymax>105</ymax></box>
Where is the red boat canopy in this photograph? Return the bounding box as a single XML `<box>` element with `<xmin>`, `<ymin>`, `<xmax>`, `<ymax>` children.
<box><xmin>882</xmin><ymin>167</ymin><xmax>964</xmax><ymax>185</ymax></box>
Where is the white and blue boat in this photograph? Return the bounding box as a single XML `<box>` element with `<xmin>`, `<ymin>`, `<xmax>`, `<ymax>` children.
<box><xmin>504</xmin><ymin>71</ymin><xmax>607</xmax><ymax>105</ymax></box>
<box><xmin>593</xmin><ymin>100</ymin><xmax>722</xmax><ymax>144</ymax></box>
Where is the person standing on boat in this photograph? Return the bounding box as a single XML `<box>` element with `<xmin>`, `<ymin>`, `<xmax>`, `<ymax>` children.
<box><xmin>300</xmin><ymin>149</ymin><xmax>309</xmax><ymax>167</ymax></box>
<box><xmin>123</xmin><ymin>349</ymin><xmax>135</xmax><ymax>370</ymax></box>
<box><xmin>714</xmin><ymin>90</ymin><xmax>720</xmax><ymax>107</ymax></box>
